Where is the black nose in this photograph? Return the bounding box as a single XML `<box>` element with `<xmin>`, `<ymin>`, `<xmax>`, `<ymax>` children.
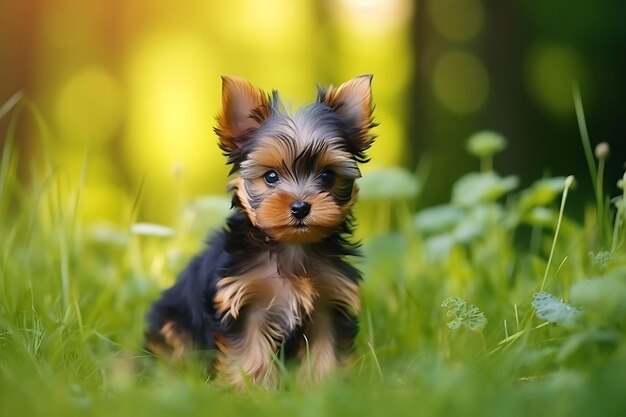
<box><xmin>290</xmin><ymin>201</ymin><xmax>311</xmax><ymax>219</ymax></box>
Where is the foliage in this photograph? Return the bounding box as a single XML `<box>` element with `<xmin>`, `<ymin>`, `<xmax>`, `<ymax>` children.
<box><xmin>2</xmin><ymin>105</ymin><xmax>626</xmax><ymax>416</ymax></box>
<box><xmin>441</xmin><ymin>297</ymin><xmax>488</xmax><ymax>330</ymax></box>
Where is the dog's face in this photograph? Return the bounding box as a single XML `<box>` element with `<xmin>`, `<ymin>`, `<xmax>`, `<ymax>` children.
<box><xmin>215</xmin><ymin>75</ymin><xmax>375</xmax><ymax>244</ymax></box>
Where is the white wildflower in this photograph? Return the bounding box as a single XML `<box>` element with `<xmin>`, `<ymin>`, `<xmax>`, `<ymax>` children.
<box><xmin>130</xmin><ymin>223</ymin><xmax>174</xmax><ymax>237</ymax></box>
<box><xmin>589</xmin><ymin>250</ymin><xmax>611</xmax><ymax>268</ymax></box>
<box><xmin>532</xmin><ymin>291</ymin><xmax>581</xmax><ymax>328</ymax></box>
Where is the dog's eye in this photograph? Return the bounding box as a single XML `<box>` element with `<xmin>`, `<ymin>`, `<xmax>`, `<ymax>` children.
<box><xmin>264</xmin><ymin>170</ymin><xmax>280</xmax><ymax>185</ymax></box>
<box><xmin>320</xmin><ymin>169</ymin><xmax>336</xmax><ymax>186</ymax></box>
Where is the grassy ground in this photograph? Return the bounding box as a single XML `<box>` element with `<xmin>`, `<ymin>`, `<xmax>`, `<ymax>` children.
<box><xmin>1</xmin><ymin>103</ymin><xmax>626</xmax><ymax>416</ymax></box>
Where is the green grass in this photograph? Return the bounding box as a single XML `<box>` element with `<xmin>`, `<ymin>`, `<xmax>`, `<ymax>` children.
<box><xmin>1</xmin><ymin>100</ymin><xmax>626</xmax><ymax>416</ymax></box>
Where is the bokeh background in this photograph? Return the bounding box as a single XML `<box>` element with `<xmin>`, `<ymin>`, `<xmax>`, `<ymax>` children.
<box><xmin>1</xmin><ymin>0</ymin><xmax>624</xmax><ymax>225</ymax></box>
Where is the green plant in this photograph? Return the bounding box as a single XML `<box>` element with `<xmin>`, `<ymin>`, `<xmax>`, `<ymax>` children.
<box><xmin>2</xmin><ymin>95</ymin><xmax>626</xmax><ymax>417</ymax></box>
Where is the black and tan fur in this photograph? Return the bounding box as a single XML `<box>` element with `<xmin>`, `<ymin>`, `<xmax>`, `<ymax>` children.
<box><xmin>146</xmin><ymin>75</ymin><xmax>376</xmax><ymax>389</ymax></box>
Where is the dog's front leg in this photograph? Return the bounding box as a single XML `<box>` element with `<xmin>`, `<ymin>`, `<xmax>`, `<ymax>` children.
<box><xmin>213</xmin><ymin>276</ymin><xmax>283</xmax><ymax>389</ymax></box>
<box><xmin>214</xmin><ymin>307</ymin><xmax>281</xmax><ymax>390</ymax></box>
<box><xmin>298</xmin><ymin>270</ymin><xmax>360</xmax><ymax>384</ymax></box>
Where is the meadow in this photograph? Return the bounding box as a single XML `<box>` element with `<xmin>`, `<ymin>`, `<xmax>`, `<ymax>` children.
<box><xmin>1</xmin><ymin>95</ymin><xmax>625</xmax><ymax>417</ymax></box>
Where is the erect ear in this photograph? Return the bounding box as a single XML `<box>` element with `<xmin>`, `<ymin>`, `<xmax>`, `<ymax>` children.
<box><xmin>319</xmin><ymin>74</ymin><xmax>376</xmax><ymax>153</ymax></box>
<box><xmin>216</xmin><ymin>76</ymin><xmax>270</xmax><ymax>153</ymax></box>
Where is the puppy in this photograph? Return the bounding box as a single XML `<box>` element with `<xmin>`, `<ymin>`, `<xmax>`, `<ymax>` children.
<box><xmin>146</xmin><ymin>75</ymin><xmax>376</xmax><ymax>389</ymax></box>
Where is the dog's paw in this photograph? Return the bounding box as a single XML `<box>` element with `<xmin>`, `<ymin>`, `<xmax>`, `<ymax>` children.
<box><xmin>146</xmin><ymin>320</ymin><xmax>191</xmax><ymax>361</ymax></box>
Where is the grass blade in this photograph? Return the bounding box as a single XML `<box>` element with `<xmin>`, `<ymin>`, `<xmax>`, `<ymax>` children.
<box><xmin>0</xmin><ymin>91</ymin><xmax>23</xmax><ymax>120</ymax></box>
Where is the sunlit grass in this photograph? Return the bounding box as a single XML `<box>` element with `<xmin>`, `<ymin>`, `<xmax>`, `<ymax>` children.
<box><xmin>1</xmin><ymin>101</ymin><xmax>626</xmax><ymax>416</ymax></box>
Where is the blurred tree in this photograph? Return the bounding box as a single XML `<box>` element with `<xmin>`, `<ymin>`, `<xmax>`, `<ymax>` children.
<box><xmin>1</xmin><ymin>0</ymin><xmax>624</xmax><ymax>224</ymax></box>
<box><xmin>409</xmin><ymin>0</ymin><xmax>625</xmax><ymax>210</ymax></box>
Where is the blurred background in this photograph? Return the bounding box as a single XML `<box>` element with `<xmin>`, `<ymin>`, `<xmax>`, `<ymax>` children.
<box><xmin>1</xmin><ymin>0</ymin><xmax>624</xmax><ymax>225</ymax></box>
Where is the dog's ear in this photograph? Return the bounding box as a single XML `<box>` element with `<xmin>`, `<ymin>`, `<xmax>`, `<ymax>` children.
<box><xmin>216</xmin><ymin>76</ymin><xmax>270</xmax><ymax>153</ymax></box>
<box><xmin>319</xmin><ymin>74</ymin><xmax>375</xmax><ymax>153</ymax></box>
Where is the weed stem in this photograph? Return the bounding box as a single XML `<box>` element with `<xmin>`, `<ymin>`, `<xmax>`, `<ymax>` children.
<box><xmin>540</xmin><ymin>175</ymin><xmax>574</xmax><ymax>291</ymax></box>
<box><xmin>611</xmin><ymin>172</ymin><xmax>626</xmax><ymax>253</ymax></box>
<box><xmin>573</xmin><ymin>86</ymin><xmax>597</xmax><ymax>196</ymax></box>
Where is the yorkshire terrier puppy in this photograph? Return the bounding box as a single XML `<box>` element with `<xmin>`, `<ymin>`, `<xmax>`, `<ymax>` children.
<box><xmin>146</xmin><ymin>75</ymin><xmax>376</xmax><ymax>389</ymax></box>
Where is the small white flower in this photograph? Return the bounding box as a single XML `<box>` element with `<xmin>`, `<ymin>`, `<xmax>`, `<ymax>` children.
<box><xmin>589</xmin><ymin>250</ymin><xmax>611</xmax><ymax>267</ymax></box>
<box><xmin>130</xmin><ymin>223</ymin><xmax>174</xmax><ymax>237</ymax></box>
<box><xmin>532</xmin><ymin>291</ymin><xmax>581</xmax><ymax>328</ymax></box>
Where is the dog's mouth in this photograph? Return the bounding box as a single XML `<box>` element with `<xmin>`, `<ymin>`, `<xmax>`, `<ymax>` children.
<box><xmin>293</xmin><ymin>221</ymin><xmax>308</xmax><ymax>229</ymax></box>
<box><xmin>253</xmin><ymin>194</ymin><xmax>346</xmax><ymax>243</ymax></box>
<box><xmin>265</xmin><ymin>221</ymin><xmax>336</xmax><ymax>244</ymax></box>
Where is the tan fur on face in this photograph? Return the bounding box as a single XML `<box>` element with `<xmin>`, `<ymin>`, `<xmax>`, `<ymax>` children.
<box><xmin>234</xmin><ymin>148</ymin><xmax>353</xmax><ymax>244</ymax></box>
<box><xmin>255</xmin><ymin>191</ymin><xmax>343</xmax><ymax>243</ymax></box>
<box><xmin>228</xmin><ymin>177</ymin><xmax>258</xmax><ymax>226</ymax></box>
<box><xmin>243</xmin><ymin>139</ymin><xmax>296</xmax><ymax>175</ymax></box>
<box><xmin>314</xmin><ymin>147</ymin><xmax>361</xmax><ymax>179</ymax></box>
<box><xmin>241</xmin><ymin>140</ymin><xmax>359</xmax><ymax>181</ymax></box>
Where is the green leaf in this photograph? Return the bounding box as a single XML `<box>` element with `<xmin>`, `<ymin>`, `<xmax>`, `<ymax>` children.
<box><xmin>556</xmin><ymin>329</ymin><xmax>620</xmax><ymax>364</ymax></box>
<box><xmin>523</xmin><ymin>207</ymin><xmax>557</xmax><ymax>227</ymax></box>
<box><xmin>451</xmin><ymin>172</ymin><xmax>519</xmax><ymax>206</ymax></box>
<box><xmin>441</xmin><ymin>297</ymin><xmax>488</xmax><ymax>331</ymax></box>
<box><xmin>519</xmin><ymin>177</ymin><xmax>567</xmax><ymax>211</ymax></box>
<box><xmin>452</xmin><ymin>220</ymin><xmax>484</xmax><ymax>243</ymax></box>
<box><xmin>414</xmin><ymin>204</ymin><xmax>463</xmax><ymax>234</ymax></box>
<box><xmin>466</xmin><ymin>130</ymin><xmax>507</xmax><ymax>158</ymax></box>
<box><xmin>424</xmin><ymin>233</ymin><xmax>456</xmax><ymax>260</ymax></box>
<box><xmin>358</xmin><ymin>167</ymin><xmax>421</xmax><ymax>200</ymax></box>
<box><xmin>570</xmin><ymin>271</ymin><xmax>626</xmax><ymax>318</ymax></box>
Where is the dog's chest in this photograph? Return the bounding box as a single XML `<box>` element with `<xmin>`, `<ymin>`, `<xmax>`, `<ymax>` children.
<box><xmin>214</xmin><ymin>248</ymin><xmax>324</xmax><ymax>333</ymax></box>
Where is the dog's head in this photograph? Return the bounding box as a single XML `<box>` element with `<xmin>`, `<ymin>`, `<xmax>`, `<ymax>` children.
<box><xmin>215</xmin><ymin>75</ymin><xmax>375</xmax><ymax>244</ymax></box>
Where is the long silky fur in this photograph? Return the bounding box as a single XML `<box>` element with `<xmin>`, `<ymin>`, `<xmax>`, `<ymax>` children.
<box><xmin>145</xmin><ymin>75</ymin><xmax>374</xmax><ymax>389</ymax></box>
